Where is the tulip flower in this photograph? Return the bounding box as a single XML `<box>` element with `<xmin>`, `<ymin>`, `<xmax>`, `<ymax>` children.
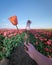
<box><xmin>25</xmin><ymin>20</ymin><xmax>31</xmax><ymax>44</ymax></box>
<box><xmin>8</xmin><ymin>16</ymin><xmax>18</xmax><ymax>25</ymax></box>
<box><xmin>8</xmin><ymin>15</ymin><xmax>19</xmax><ymax>33</ymax></box>
<box><xmin>44</xmin><ymin>48</ymin><xmax>49</xmax><ymax>52</ymax></box>
<box><xmin>26</xmin><ymin>20</ymin><xmax>31</xmax><ymax>30</ymax></box>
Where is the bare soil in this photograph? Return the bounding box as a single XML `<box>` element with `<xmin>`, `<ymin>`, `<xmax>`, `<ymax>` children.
<box><xmin>8</xmin><ymin>46</ymin><xmax>38</xmax><ymax>65</ymax></box>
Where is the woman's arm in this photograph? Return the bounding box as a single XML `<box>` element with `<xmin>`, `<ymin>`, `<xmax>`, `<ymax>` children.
<box><xmin>24</xmin><ymin>42</ymin><xmax>52</xmax><ymax>65</ymax></box>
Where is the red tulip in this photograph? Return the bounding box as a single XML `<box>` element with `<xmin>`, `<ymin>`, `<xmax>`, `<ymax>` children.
<box><xmin>47</xmin><ymin>41</ymin><xmax>51</xmax><ymax>46</ymax></box>
<box><xmin>13</xmin><ymin>33</ymin><xmax>17</xmax><ymax>36</ymax></box>
<box><xmin>8</xmin><ymin>15</ymin><xmax>18</xmax><ymax>25</ymax></box>
<box><xmin>44</xmin><ymin>48</ymin><xmax>49</xmax><ymax>52</ymax></box>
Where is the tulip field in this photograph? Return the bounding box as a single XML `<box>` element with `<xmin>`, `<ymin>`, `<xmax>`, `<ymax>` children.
<box><xmin>0</xmin><ymin>29</ymin><xmax>52</xmax><ymax>65</ymax></box>
<box><xmin>0</xmin><ymin>29</ymin><xmax>52</xmax><ymax>57</ymax></box>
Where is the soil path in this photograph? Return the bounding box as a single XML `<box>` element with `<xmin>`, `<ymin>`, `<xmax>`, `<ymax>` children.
<box><xmin>8</xmin><ymin>46</ymin><xmax>38</xmax><ymax>65</ymax></box>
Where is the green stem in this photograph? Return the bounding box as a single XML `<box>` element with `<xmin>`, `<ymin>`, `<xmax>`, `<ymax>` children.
<box><xmin>27</xmin><ymin>30</ymin><xmax>29</xmax><ymax>44</ymax></box>
<box><xmin>16</xmin><ymin>25</ymin><xmax>19</xmax><ymax>34</ymax></box>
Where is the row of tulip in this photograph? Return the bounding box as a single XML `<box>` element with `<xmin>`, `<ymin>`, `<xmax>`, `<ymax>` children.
<box><xmin>0</xmin><ymin>29</ymin><xmax>52</xmax><ymax>58</ymax></box>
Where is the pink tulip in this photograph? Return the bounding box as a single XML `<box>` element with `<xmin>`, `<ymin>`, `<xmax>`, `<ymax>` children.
<box><xmin>44</xmin><ymin>48</ymin><xmax>49</xmax><ymax>52</ymax></box>
<box><xmin>47</xmin><ymin>41</ymin><xmax>51</xmax><ymax>46</ymax></box>
<box><xmin>3</xmin><ymin>32</ymin><xmax>7</xmax><ymax>36</ymax></box>
<box><xmin>36</xmin><ymin>42</ymin><xmax>39</xmax><ymax>45</ymax></box>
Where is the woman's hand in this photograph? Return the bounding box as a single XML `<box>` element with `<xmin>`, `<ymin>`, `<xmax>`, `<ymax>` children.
<box><xmin>24</xmin><ymin>42</ymin><xmax>36</xmax><ymax>60</ymax></box>
<box><xmin>24</xmin><ymin>42</ymin><xmax>52</xmax><ymax>65</ymax></box>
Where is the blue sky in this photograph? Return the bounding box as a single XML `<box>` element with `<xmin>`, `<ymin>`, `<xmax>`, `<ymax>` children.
<box><xmin>0</xmin><ymin>0</ymin><xmax>52</xmax><ymax>29</ymax></box>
